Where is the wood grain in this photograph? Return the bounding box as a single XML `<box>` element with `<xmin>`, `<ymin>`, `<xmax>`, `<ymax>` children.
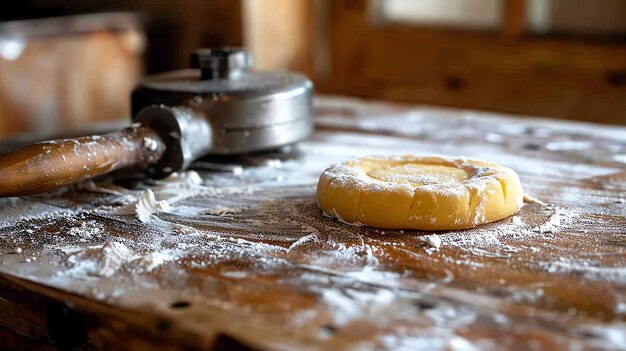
<box><xmin>0</xmin><ymin>96</ymin><xmax>624</xmax><ymax>350</ymax></box>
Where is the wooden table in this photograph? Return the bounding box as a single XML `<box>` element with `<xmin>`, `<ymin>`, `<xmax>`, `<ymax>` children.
<box><xmin>0</xmin><ymin>96</ymin><xmax>624</xmax><ymax>350</ymax></box>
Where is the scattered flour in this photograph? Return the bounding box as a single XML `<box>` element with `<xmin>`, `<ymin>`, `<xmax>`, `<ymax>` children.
<box><xmin>0</xmin><ymin>98</ymin><xmax>621</xmax><ymax>350</ymax></box>
<box><xmin>204</xmin><ymin>206</ymin><xmax>246</xmax><ymax>216</ymax></box>
<box><xmin>264</xmin><ymin>159</ymin><xmax>282</xmax><ymax>168</ymax></box>
<box><xmin>322</xmin><ymin>208</ymin><xmax>364</xmax><ymax>227</ymax></box>
<box><xmin>232</xmin><ymin>166</ymin><xmax>243</xmax><ymax>176</ymax></box>
<box><xmin>0</xmin><ymin>198</ymin><xmax>79</xmax><ymax>230</ymax></box>
<box><xmin>423</xmin><ymin>234</ymin><xmax>442</xmax><ymax>250</ymax></box>
<box><xmin>142</xmin><ymin>136</ymin><xmax>158</xmax><ymax>152</ymax></box>
<box><xmin>539</xmin><ymin>257</ymin><xmax>626</xmax><ymax>284</ymax></box>
<box><xmin>63</xmin><ymin>242</ymin><xmax>175</xmax><ymax>278</ymax></box>
<box><xmin>155</xmin><ymin>170</ymin><xmax>203</xmax><ymax>188</ymax></box>
<box><xmin>100</xmin><ymin>171</ymin><xmax>253</xmax><ymax>223</ymax></box>
<box><xmin>95</xmin><ymin>242</ymin><xmax>137</xmax><ymax>277</ymax></box>
<box><xmin>135</xmin><ymin>190</ymin><xmax>171</xmax><ymax>223</ymax></box>
<box><xmin>111</xmin><ymin>189</ymin><xmax>170</xmax><ymax>223</ymax></box>
<box><xmin>68</xmin><ymin>220</ymin><xmax>104</xmax><ymax>239</ymax></box>
<box><xmin>523</xmin><ymin>193</ymin><xmax>547</xmax><ymax>206</ymax></box>
<box><xmin>545</xmin><ymin>140</ymin><xmax>592</xmax><ymax>151</ymax></box>
<box><xmin>151</xmin><ymin>171</ymin><xmax>253</xmax><ymax>202</ymax></box>
<box><xmin>320</xmin><ymin>287</ymin><xmax>396</xmax><ymax>326</ymax></box>
<box><xmin>131</xmin><ymin>251</ymin><xmax>174</xmax><ymax>272</ymax></box>
<box><xmin>288</xmin><ymin>234</ymin><xmax>321</xmax><ymax>252</ymax></box>
<box><xmin>536</xmin><ymin>206</ymin><xmax>575</xmax><ymax>234</ymax></box>
<box><xmin>79</xmin><ymin>180</ymin><xmax>130</xmax><ymax>196</ymax></box>
<box><xmin>612</xmin><ymin>154</ymin><xmax>626</xmax><ymax>164</ymax></box>
<box><xmin>221</xmin><ymin>271</ymin><xmax>249</xmax><ymax>279</ymax></box>
<box><xmin>172</xmin><ymin>224</ymin><xmax>197</xmax><ymax>235</ymax></box>
<box><xmin>448</xmin><ymin>336</ymin><xmax>482</xmax><ymax>351</ymax></box>
<box><xmin>65</xmin><ymin>242</ymin><xmax>138</xmax><ymax>278</ymax></box>
<box><xmin>442</xmin><ymin>205</ymin><xmax>578</xmax><ymax>261</ymax></box>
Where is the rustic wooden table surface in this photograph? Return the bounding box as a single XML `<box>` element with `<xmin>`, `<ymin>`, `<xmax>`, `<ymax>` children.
<box><xmin>0</xmin><ymin>96</ymin><xmax>624</xmax><ymax>350</ymax></box>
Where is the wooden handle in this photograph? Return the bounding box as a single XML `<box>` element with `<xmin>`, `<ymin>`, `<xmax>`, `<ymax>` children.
<box><xmin>0</xmin><ymin>126</ymin><xmax>166</xmax><ymax>197</ymax></box>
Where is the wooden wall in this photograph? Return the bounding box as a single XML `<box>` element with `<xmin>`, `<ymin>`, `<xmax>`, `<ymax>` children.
<box><xmin>2</xmin><ymin>0</ymin><xmax>244</xmax><ymax>72</ymax></box>
<box><xmin>323</xmin><ymin>0</ymin><xmax>626</xmax><ymax>125</ymax></box>
<box><xmin>0</xmin><ymin>1</ymin><xmax>244</xmax><ymax>137</ymax></box>
<box><xmin>243</xmin><ymin>0</ymin><xmax>626</xmax><ymax>125</ymax></box>
<box><xmin>3</xmin><ymin>0</ymin><xmax>626</xmax><ymax>125</ymax></box>
<box><xmin>243</xmin><ymin>0</ymin><xmax>315</xmax><ymax>78</ymax></box>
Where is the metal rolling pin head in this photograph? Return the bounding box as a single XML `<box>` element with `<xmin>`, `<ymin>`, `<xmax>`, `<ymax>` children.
<box><xmin>131</xmin><ymin>47</ymin><xmax>314</xmax><ymax>176</ymax></box>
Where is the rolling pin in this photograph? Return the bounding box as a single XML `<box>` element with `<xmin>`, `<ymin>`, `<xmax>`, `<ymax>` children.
<box><xmin>0</xmin><ymin>48</ymin><xmax>313</xmax><ymax>198</ymax></box>
<box><xmin>0</xmin><ymin>125</ymin><xmax>165</xmax><ymax>197</ymax></box>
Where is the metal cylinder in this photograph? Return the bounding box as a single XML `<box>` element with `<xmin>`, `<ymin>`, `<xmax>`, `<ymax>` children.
<box><xmin>131</xmin><ymin>47</ymin><xmax>314</xmax><ymax>176</ymax></box>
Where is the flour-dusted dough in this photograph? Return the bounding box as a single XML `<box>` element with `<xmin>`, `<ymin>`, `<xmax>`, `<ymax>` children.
<box><xmin>317</xmin><ymin>155</ymin><xmax>523</xmax><ymax>230</ymax></box>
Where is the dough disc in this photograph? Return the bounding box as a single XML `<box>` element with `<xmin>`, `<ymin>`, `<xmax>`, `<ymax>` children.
<box><xmin>316</xmin><ymin>155</ymin><xmax>523</xmax><ymax>230</ymax></box>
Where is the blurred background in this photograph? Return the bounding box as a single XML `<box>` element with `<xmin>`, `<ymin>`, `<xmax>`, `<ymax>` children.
<box><xmin>1</xmin><ymin>0</ymin><xmax>625</xmax><ymax>139</ymax></box>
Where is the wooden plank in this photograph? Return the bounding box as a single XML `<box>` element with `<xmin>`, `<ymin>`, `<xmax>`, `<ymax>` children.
<box><xmin>503</xmin><ymin>0</ymin><xmax>526</xmax><ymax>38</ymax></box>
<box><xmin>243</xmin><ymin>0</ymin><xmax>316</xmax><ymax>78</ymax></box>
<box><xmin>0</xmin><ymin>96</ymin><xmax>624</xmax><ymax>349</ymax></box>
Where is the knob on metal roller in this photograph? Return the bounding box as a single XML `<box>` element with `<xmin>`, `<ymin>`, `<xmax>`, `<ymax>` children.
<box><xmin>131</xmin><ymin>47</ymin><xmax>314</xmax><ymax>177</ymax></box>
<box><xmin>190</xmin><ymin>47</ymin><xmax>251</xmax><ymax>79</ymax></box>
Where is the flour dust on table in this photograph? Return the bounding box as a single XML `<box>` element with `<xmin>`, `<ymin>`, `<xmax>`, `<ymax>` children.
<box><xmin>0</xmin><ymin>97</ymin><xmax>624</xmax><ymax>350</ymax></box>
